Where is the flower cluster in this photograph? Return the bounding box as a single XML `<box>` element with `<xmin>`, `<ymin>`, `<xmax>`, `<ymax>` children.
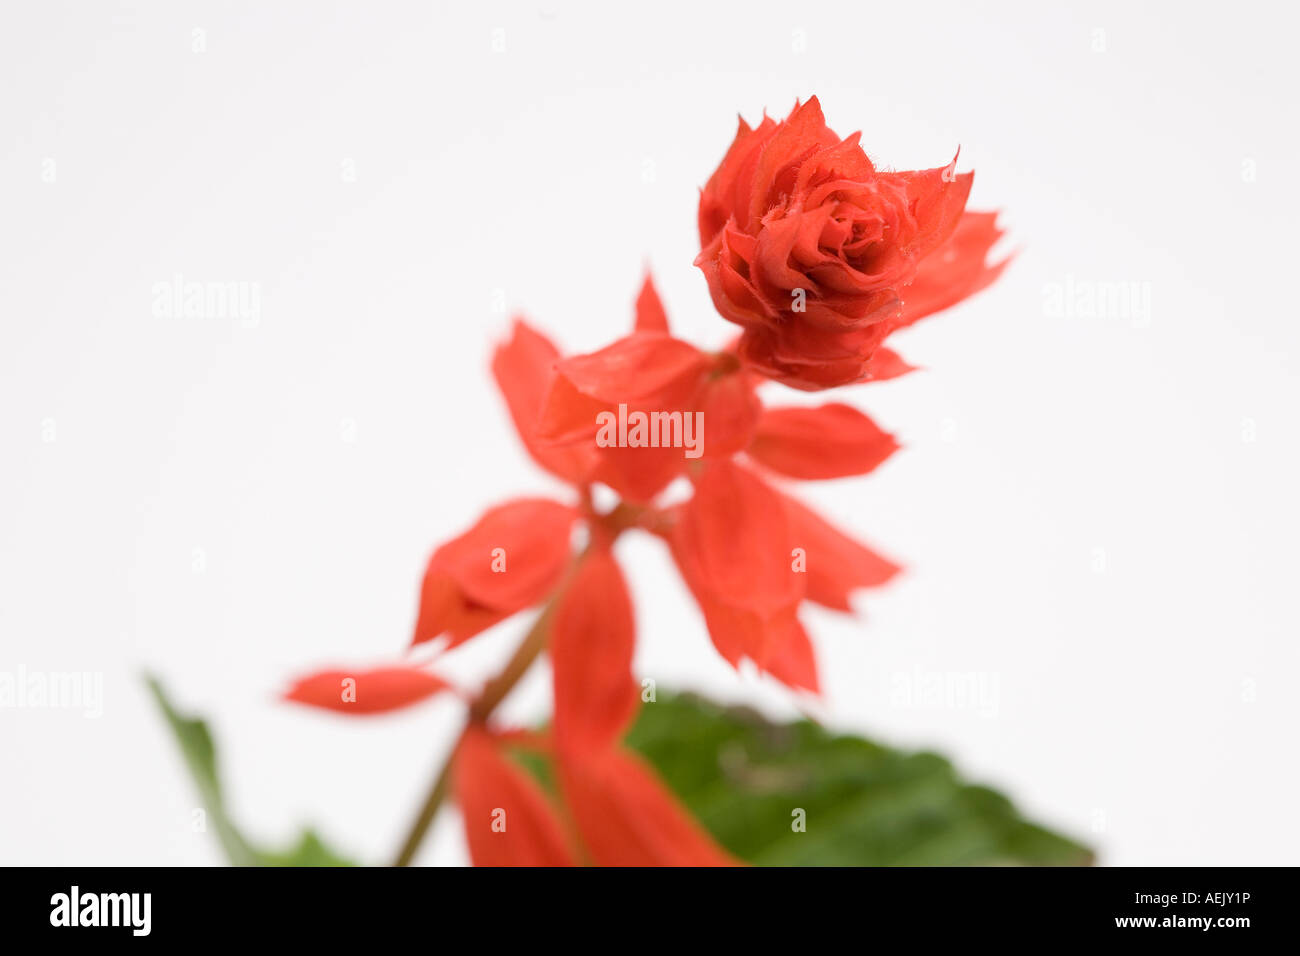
<box><xmin>284</xmin><ymin>96</ymin><xmax>1007</xmax><ymax>866</ymax></box>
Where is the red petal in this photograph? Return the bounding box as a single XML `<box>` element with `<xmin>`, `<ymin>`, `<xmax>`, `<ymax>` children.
<box><xmin>898</xmin><ymin>210</ymin><xmax>1010</xmax><ymax>328</ymax></box>
<box><xmin>763</xmin><ymin>620</ymin><xmax>820</xmax><ymax>694</ymax></box>
<box><xmin>551</xmin><ymin>547</ymin><xmax>639</xmax><ymax>758</ymax></box>
<box><xmin>591</xmin><ymin>442</ymin><xmax>694</xmax><ymax>504</ymax></box>
<box><xmin>535</xmin><ymin>332</ymin><xmax>719</xmax><ymax>502</ymax></box>
<box><xmin>747</xmin><ymin>403</ymin><xmax>898</xmax><ymax>480</ymax></box>
<box><xmin>413</xmin><ymin>499</ymin><xmax>576</xmax><ymax>648</ymax></box>
<box><xmin>699</xmin><ymin>113</ymin><xmax>778</xmax><ymax>245</ymax></box>
<box><xmin>634</xmin><ymin>272</ymin><xmax>670</xmax><ymax>333</ymax></box>
<box><xmin>453</xmin><ymin>727</ymin><xmax>576</xmax><ymax>866</ymax></box>
<box><xmin>538</xmin><ymin>333</ymin><xmax>711</xmax><ymax>443</ymax></box>
<box><xmin>860</xmin><ymin>346</ymin><xmax>916</xmax><ymax>383</ymax></box>
<box><xmin>874</xmin><ymin>155</ymin><xmax>974</xmax><ymax>264</ymax></box>
<box><xmin>410</xmin><ymin>573</ymin><xmax>510</xmax><ymax>647</ymax></box>
<box><xmin>782</xmin><ymin>492</ymin><xmax>902</xmax><ymax>611</ymax></box>
<box><xmin>735</xmin><ymin>305</ymin><xmax>899</xmax><ymax>391</ymax></box>
<box><xmin>491</xmin><ymin>320</ymin><xmax>597</xmax><ymax>484</ymax></box>
<box><xmin>670</xmin><ymin>461</ymin><xmax>804</xmax><ymax>667</ymax></box>
<box><xmin>746</xmin><ymin>97</ymin><xmax>842</xmax><ymax>230</ymax></box>
<box><xmin>697</xmin><ymin>365</ymin><xmax>762</xmax><ymax>458</ymax></box>
<box><xmin>532</xmin><ymin>373</ymin><xmax>612</xmax><ymax>447</ymax></box>
<box><xmin>560</xmin><ymin>749</ymin><xmax>737</xmax><ymax>866</ymax></box>
<box><xmin>283</xmin><ymin>666</ymin><xmax>450</xmax><ymax>715</ymax></box>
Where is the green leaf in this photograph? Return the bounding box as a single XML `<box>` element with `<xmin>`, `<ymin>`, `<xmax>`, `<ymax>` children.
<box><xmin>146</xmin><ymin>675</ymin><xmax>356</xmax><ymax>867</ymax></box>
<box><xmin>624</xmin><ymin>691</ymin><xmax>1093</xmax><ymax>866</ymax></box>
<box><xmin>256</xmin><ymin>830</ymin><xmax>356</xmax><ymax>867</ymax></box>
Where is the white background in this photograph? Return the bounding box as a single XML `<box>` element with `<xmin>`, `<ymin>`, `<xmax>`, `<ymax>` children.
<box><xmin>2</xmin><ymin>1</ymin><xmax>1297</xmax><ymax>866</ymax></box>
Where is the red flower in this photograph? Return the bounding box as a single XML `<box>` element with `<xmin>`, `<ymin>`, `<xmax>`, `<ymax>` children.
<box><xmin>486</xmin><ymin>277</ymin><xmax>904</xmax><ymax>693</ymax></box>
<box><xmin>280</xmin><ymin>96</ymin><xmax>992</xmax><ymax>867</ymax></box>
<box><xmin>530</xmin><ymin>274</ymin><xmax>908</xmax><ymax>499</ymax></box>
<box><xmin>532</xmin><ymin>276</ymin><xmax>762</xmax><ymax>502</ymax></box>
<box><xmin>696</xmin><ymin>96</ymin><xmax>1007</xmax><ymax>389</ymax></box>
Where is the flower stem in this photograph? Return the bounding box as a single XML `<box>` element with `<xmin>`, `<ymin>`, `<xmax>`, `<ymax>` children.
<box><xmin>390</xmin><ymin>753</ymin><xmax>455</xmax><ymax>868</ymax></box>
<box><xmin>469</xmin><ymin>601</ymin><xmax>557</xmax><ymax>723</ymax></box>
<box><xmin>390</xmin><ymin>593</ymin><xmax>560</xmax><ymax>866</ymax></box>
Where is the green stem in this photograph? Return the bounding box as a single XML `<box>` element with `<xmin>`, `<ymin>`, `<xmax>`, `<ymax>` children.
<box><xmin>390</xmin><ymin>589</ymin><xmax>562</xmax><ymax>866</ymax></box>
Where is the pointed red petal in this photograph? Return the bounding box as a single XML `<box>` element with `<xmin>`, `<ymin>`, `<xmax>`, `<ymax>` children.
<box><xmin>874</xmin><ymin>157</ymin><xmax>974</xmax><ymax>264</ymax></box>
<box><xmin>746</xmin><ymin>97</ymin><xmax>842</xmax><ymax>230</ymax></box>
<box><xmin>860</xmin><ymin>346</ymin><xmax>917</xmax><ymax>383</ymax></box>
<box><xmin>413</xmin><ymin>499</ymin><xmax>576</xmax><ymax>648</ymax></box>
<box><xmin>534</xmin><ymin>332</ymin><xmax>721</xmax><ymax>502</ymax></box>
<box><xmin>669</xmin><ymin>461</ymin><xmax>804</xmax><ymax>667</ymax></box>
<box><xmin>532</xmin><ymin>373</ymin><xmax>612</xmax><ymax>447</ymax></box>
<box><xmin>763</xmin><ymin>619</ymin><xmax>820</xmax><ymax>694</ymax></box>
<box><xmin>697</xmin><ymin>365</ymin><xmax>762</xmax><ymax>458</ymax></box>
<box><xmin>537</xmin><ymin>332</ymin><xmax>711</xmax><ymax>444</ymax></box>
<box><xmin>283</xmin><ymin>666</ymin><xmax>450</xmax><ymax>715</ymax></box>
<box><xmin>634</xmin><ymin>273</ymin><xmax>670</xmax><ymax>333</ymax></box>
<box><xmin>747</xmin><ymin>403</ymin><xmax>899</xmax><ymax>480</ymax></box>
<box><xmin>411</xmin><ymin>573</ymin><xmax>510</xmax><ymax>647</ymax></box>
<box><xmin>561</xmin><ymin>749</ymin><xmax>737</xmax><ymax>866</ymax></box>
<box><xmin>551</xmin><ymin>547</ymin><xmax>639</xmax><ymax>758</ymax></box>
<box><xmin>699</xmin><ymin>113</ymin><xmax>778</xmax><ymax>245</ymax></box>
<box><xmin>782</xmin><ymin>492</ymin><xmax>902</xmax><ymax>611</ymax></box>
<box><xmin>453</xmin><ymin>727</ymin><xmax>576</xmax><ymax>866</ymax></box>
<box><xmin>734</xmin><ymin>304</ymin><xmax>900</xmax><ymax>391</ymax></box>
<box><xmin>491</xmin><ymin>319</ymin><xmax>596</xmax><ymax>483</ymax></box>
<box><xmin>897</xmin><ymin>210</ymin><xmax>1010</xmax><ymax>328</ymax></box>
<box><xmin>590</xmin><ymin>442</ymin><xmax>695</xmax><ymax>504</ymax></box>
<box><xmin>552</xmin><ymin>333</ymin><xmax>708</xmax><ymax>406</ymax></box>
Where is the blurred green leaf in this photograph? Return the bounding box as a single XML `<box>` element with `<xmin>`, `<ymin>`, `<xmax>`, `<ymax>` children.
<box><xmin>147</xmin><ymin>675</ymin><xmax>355</xmax><ymax>867</ymax></box>
<box><xmin>624</xmin><ymin>691</ymin><xmax>1093</xmax><ymax>866</ymax></box>
<box><xmin>256</xmin><ymin>830</ymin><xmax>355</xmax><ymax>867</ymax></box>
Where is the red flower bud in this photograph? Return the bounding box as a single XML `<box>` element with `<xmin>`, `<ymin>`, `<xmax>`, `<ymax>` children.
<box><xmin>696</xmin><ymin>96</ymin><xmax>1006</xmax><ymax>389</ymax></box>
